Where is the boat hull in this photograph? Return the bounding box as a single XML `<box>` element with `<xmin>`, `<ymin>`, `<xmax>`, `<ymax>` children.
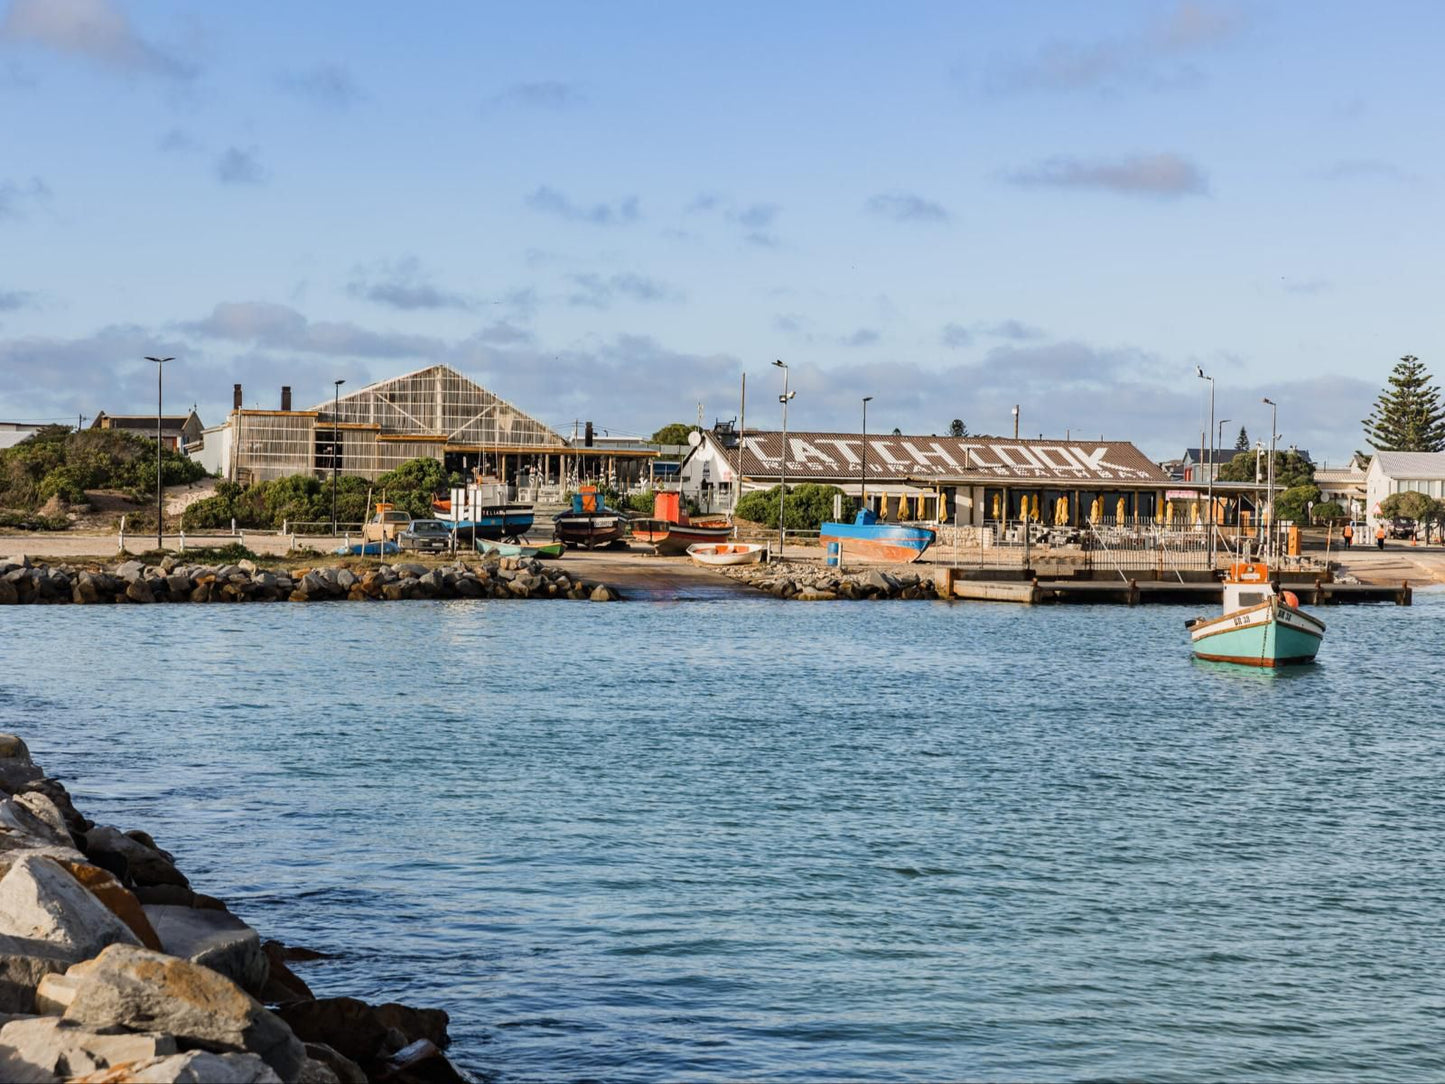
<box><xmin>818</xmin><ymin>521</ymin><xmax>936</xmax><ymax>563</ymax></box>
<box><xmin>1190</xmin><ymin>599</ymin><xmax>1325</xmax><ymax>667</ymax></box>
<box><xmin>553</xmin><ymin>512</ymin><xmax>626</xmax><ymax>550</ymax></box>
<box><xmin>476</xmin><ymin>539</ymin><xmax>565</xmax><ymax>559</ymax></box>
<box><xmin>440</xmin><ymin>508</ymin><xmax>535</xmax><ymax>541</ymax></box>
<box><xmin>687</xmin><ymin>543</ymin><xmax>765</xmax><ymax>566</ymax></box>
<box><xmin>630</xmin><ymin>518</ymin><xmax>734</xmax><ymax>555</ymax></box>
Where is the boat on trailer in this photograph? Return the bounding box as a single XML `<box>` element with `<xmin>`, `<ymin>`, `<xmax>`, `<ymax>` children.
<box><xmin>819</xmin><ymin>509</ymin><xmax>936</xmax><ymax>563</ymax></box>
<box><xmin>552</xmin><ymin>486</ymin><xmax>628</xmax><ymax>550</ymax></box>
<box><xmin>434</xmin><ymin>475</ymin><xmax>535</xmax><ymax>542</ymax></box>
<box><xmin>1187</xmin><ymin>561</ymin><xmax>1325</xmax><ymax>667</ymax></box>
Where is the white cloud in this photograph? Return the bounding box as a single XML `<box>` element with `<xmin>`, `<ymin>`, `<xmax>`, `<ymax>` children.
<box><xmin>1007</xmin><ymin>153</ymin><xmax>1208</xmax><ymax>198</ymax></box>
<box><xmin>1</xmin><ymin>0</ymin><xmax>195</xmax><ymax>79</ymax></box>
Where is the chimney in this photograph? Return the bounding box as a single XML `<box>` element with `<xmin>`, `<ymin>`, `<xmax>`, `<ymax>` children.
<box><xmin>584</xmin><ymin>421</ymin><xmax>594</xmax><ymax>447</ymax></box>
<box><xmin>233</xmin><ymin>384</ymin><xmax>242</xmax><ymax>410</ymax></box>
<box><xmin>281</xmin><ymin>386</ymin><xmax>292</xmax><ymax>411</ymax></box>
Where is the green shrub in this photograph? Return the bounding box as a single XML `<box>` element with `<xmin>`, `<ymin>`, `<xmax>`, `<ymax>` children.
<box><xmin>734</xmin><ymin>484</ymin><xmax>853</xmax><ymax>531</ymax></box>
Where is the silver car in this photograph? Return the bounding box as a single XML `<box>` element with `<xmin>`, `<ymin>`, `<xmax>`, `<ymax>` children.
<box><xmin>398</xmin><ymin>518</ymin><xmax>453</xmax><ymax>552</ymax></box>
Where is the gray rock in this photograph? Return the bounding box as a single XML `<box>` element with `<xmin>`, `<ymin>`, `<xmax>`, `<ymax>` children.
<box><xmin>858</xmin><ymin>570</ymin><xmax>892</xmax><ymax>593</ymax></box>
<box><xmin>0</xmin><ymin>737</ymin><xmax>43</xmax><ymax>796</ymax></box>
<box><xmin>300</xmin><ymin>572</ymin><xmax>327</xmax><ymax>597</ymax></box>
<box><xmin>11</xmin><ymin>796</ymin><xmax>68</xmax><ymax>845</ymax></box>
<box><xmin>142</xmin><ymin>905</ymin><xmax>268</xmax><ymax>996</ymax></box>
<box><xmin>304</xmin><ymin>1042</ymin><xmax>367</xmax><ymax>1084</ymax></box>
<box><xmin>336</xmin><ymin>569</ymin><xmax>356</xmax><ymax>590</ymax></box>
<box><xmin>82</xmin><ymin>826</ymin><xmax>188</xmax><ymax>888</ymax></box>
<box><xmin>237</xmin><ymin>559</ymin><xmax>258</xmax><ymax>575</ymax></box>
<box><xmin>0</xmin><ymin>1016</ymin><xmax>176</xmax><ymax>1082</ymax></box>
<box><xmin>115</xmin><ymin>561</ymin><xmax>146</xmax><ymax>583</ymax></box>
<box><xmin>55</xmin><ymin>945</ymin><xmax>305</xmax><ymax>1080</ymax></box>
<box><xmin>0</xmin><ymin>579</ymin><xmax>17</xmax><ymax>605</ymax></box>
<box><xmin>395</xmin><ymin>562</ymin><xmax>428</xmax><ymax>578</ymax></box>
<box><xmin>0</xmin><ymin>799</ymin><xmax>71</xmax><ymax>850</ymax></box>
<box><xmin>0</xmin><ymin>939</ymin><xmax>73</xmax><ymax>1014</ymax></box>
<box><xmin>125</xmin><ymin>579</ymin><xmax>155</xmax><ymax>604</ymax></box>
<box><xmin>589</xmin><ymin>584</ymin><xmax>615</xmax><ymax>602</ymax></box>
<box><xmin>0</xmin><ymin>855</ymin><xmax>139</xmax><ymax>961</ymax></box>
<box><xmin>453</xmin><ymin>576</ymin><xmax>481</xmax><ymax>598</ymax></box>
<box><xmin>108</xmin><ymin>1051</ymin><xmax>283</xmax><ymax>1083</ymax></box>
<box><xmin>165</xmin><ymin>574</ymin><xmax>193</xmax><ymax>597</ymax></box>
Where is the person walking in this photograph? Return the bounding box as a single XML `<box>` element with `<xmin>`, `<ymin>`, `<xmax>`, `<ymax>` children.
<box><xmin>1343</xmin><ymin>521</ymin><xmax>1354</xmax><ymax>548</ymax></box>
<box><xmin>1376</xmin><ymin>524</ymin><xmax>1386</xmax><ymax>550</ymax></box>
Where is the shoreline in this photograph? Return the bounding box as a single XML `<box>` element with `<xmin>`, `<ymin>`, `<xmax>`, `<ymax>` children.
<box><xmin>0</xmin><ymin>733</ymin><xmax>467</xmax><ymax>1083</ymax></box>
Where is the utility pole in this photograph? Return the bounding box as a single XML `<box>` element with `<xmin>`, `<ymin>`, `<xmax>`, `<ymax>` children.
<box><xmin>145</xmin><ymin>356</ymin><xmax>174</xmax><ymax>552</ymax></box>
<box><xmin>331</xmin><ymin>379</ymin><xmax>346</xmax><ymax>535</ymax></box>
<box><xmin>772</xmin><ymin>360</ymin><xmax>794</xmax><ymax>557</ymax></box>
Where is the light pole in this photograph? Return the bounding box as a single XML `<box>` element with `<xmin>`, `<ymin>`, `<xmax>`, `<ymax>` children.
<box><xmin>331</xmin><ymin>379</ymin><xmax>345</xmax><ymax>535</ymax></box>
<box><xmin>1197</xmin><ymin>367</ymin><xmax>1215</xmax><ymax>566</ymax></box>
<box><xmin>861</xmin><ymin>395</ymin><xmax>873</xmax><ymax>519</ymax></box>
<box><xmin>1215</xmin><ymin>415</ymin><xmax>1230</xmax><ymax>542</ymax></box>
<box><xmin>772</xmin><ymin>359</ymin><xmax>793</xmax><ymax>556</ymax></box>
<box><xmin>145</xmin><ymin>356</ymin><xmax>174</xmax><ymax>552</ymax></box>
<box><xmin>1262</xmin><ymin>397</ymin><xmax>1278</xmax><ymax>560</ymax></box>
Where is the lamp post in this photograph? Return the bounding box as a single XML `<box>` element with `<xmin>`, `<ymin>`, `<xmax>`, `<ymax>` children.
<box><xmin>144</xmin><ymin>356</ymin><xmax>174</xmax><ymax>552</ymax></box>
<box><xmin>1215</xmin><ymin>415</ymin><xmax>1230</xmax><ymax>542</ymax></box>
<box><xmin>1262</xmin><ymin>397</ymin><xmax>1278</xmax><ymax>560</ymax></box>
<box><xmin>1196</xmin><ymin>367</ymin><xmax>1215</xmax><ymax>567</ymax></box>
<box><xmin>331</xmin><ymin>379</ymin><xmax>345</xmax><ymax>534</ymax></box>
<box><xmin>861</xmin><ymin>395</ymin><xmax>873</xmax><ymax>518</ymax></box>
<box><xmin>772</xmin><ymin>359</ymin><xmax>793</xmax><ymax>556</ymax></box>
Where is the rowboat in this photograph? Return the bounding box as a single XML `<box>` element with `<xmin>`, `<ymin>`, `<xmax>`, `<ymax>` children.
<box><xmin>476</xmin><ymin>539</ymin><xmax>565</xmax><ymax>559</ymax></box>
<box><xmin>335</xmin><ymin>540</ymin><xmax>399</xmax><ymax>556</ymax></box>
<box><xmin>1187</xmin><ymin>561</ymin><xmax>1325</xmax><ymax>667</ymax></box>
<box><xmin>819</xmin><ymin>509</ymin><xmax>936</xmax><ymax>563</ymax></box>
<box><xmin>687</xmin><ymin>542</ymin><xmax>766</xmax><ymax>566</ymax></box>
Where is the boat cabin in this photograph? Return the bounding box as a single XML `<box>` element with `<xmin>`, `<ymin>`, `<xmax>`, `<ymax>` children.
<box><xmin>1222</xmin><ymin>561</ymin><xmax>1275</xmax><ymax>611</ymax></box>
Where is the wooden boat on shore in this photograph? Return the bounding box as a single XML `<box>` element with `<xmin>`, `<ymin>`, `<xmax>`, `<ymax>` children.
<box><xmin>819</xmin><ymin>510</ymin><xmax>936</xmax><ymax>563</ymax></box>
<box><xmin>629</xmin><ymin>491</ymin><xmax>734</xmax><ymax>555</ymax></box>
<box><xmin>1186</xmin><ymin>561</ymin><xmax>1325</xmax><ymax>667</ymax></box>
<box><xmin>687</xmin><ymin>542</ymin><xmax>765</xmax><ymax>566</ymax></box>
<box><xmin>552</xmin><ymin>486</ymin><xmax>627</xmax><ymax>550</ymax></box>
<box><xmin>476</xmin><ymin>539</ymin><xmax>565</xmax><ymax>559</ymax></box>
<box><xmin>434</xmin><ymin>476</ymin><xmax>534</xmax><ymax>542</ymax></box>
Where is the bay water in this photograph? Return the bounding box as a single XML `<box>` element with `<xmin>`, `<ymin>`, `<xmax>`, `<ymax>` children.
<box><xmin>3</xmin><ymin>593</ymin><xmax>1443</xmax><ymax>1081</ymax></box>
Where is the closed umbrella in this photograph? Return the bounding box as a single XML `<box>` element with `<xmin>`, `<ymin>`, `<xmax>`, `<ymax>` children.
<box><xmin>1090</xmin><ymin>497</ymin><xmax>1102</xmax><ymax>522</ymax></box>
<box><xmin>992</xmin><ymin>492</ymin><xmax>1002</xmax><ymax>520</ymax></box>
<box><xmin>1116</xmin><ymin>496</ymin><xmax>1127</xmax><ymax>523</ymax></box>
<box><xmin>1054</xmin><ymin>496</ymin><xmax>1067</xmax><ymax>525</ymax></box>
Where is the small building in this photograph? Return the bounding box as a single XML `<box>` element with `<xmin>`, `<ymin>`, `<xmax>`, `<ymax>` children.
<box><xmin>1314</xmin><ymin>454</ymin><xmax>1370</xmax><ymax>518</ymax></box>
<box><xmin>1364</xmin><ymin>451</ymin><xmax>1445</xmax><ymax>533</ymax></box>
<box><xmin>0</xmin><ymin>421</ymin><xmax>49</xmax><ymax>451</ymax></box>
<box><xmin>90</xmin><ymin>410</ymin><xmax>204</xmax><ymax>452</ymax></box>
<box><xmin>681</xmin><ymin>427</ymin><xmax>1261</xmax><ymax>526</ymax></box>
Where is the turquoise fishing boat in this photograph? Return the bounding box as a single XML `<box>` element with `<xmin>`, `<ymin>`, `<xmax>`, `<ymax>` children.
<box><xmin>819</xmin><ymin>509</ymin><xmax>936</xmax><ymax>563</ymax></box>
<box><xmin>1187</xmin><ymin>561</ymin><xmax>1325</xmax><ymax>667</ymax></box>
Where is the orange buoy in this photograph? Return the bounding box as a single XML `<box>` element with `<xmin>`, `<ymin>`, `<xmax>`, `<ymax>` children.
<box><xmin>1281</xmin><ymin>590</ymin><xmax>1300</xmax><ymax>608</ymax></box>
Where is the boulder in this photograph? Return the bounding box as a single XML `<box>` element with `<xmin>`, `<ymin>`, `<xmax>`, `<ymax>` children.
<box><xmin>82</xmin><ymin>827</ymin><xmax>188</xmax><ymax>889</ymax></box>
<box><xmin>237</xmin><ymin>559</ymin><xmax>258</xmax><ymax>575</ymax></box>
<box><xmin>395</xmin><ymin>563</ymin><xmax>428</xmax><ymax>578</ymax></box>
<box><xmin>589</xmin><ymin>585</ymin><xmax>615</xmax><ymax>602</ymax></box>
<box><xmin>858</xmin><ymin>570</ymin><xmax>893</xmax><ymax>593</ymax></box>
<box><xmin>69</xmin><ymin>1050</ymin><xmax>284</xmax><ymax>1083</ymax></box>
<box><xmin>52</xmin><ymin>945</ymin><xmax>306</xmax><ymax>1080</ymax></box>
<box><xmin>12</xmin><ymin>794</ymin><xmax>70</xmax><ymax>844</ymax></box>
<box><xmin>0</xmin><ymin>1016</ymin><xmax>176</xmax><ymax>1082</ymax></box>
<box><xmin>56</xmin><ymin>862</ymin><xmax>161</xmax><ymax>950</ymax></box>
<box><xmin>72</xmin><ymin>574</ymin><xmax>100</xmax><ymax>605</ymax></box>
<box><xmin>0</xmin><ymin>799</ymin><xmax>71</xmax><ymax>850</ymax></box>
<box><xmin>0</xmin><ymin>938</ymin><xmax>73</xmax><ymax>1013</ymax></box>
<box><xmin>0</xmin><ymin>578</ymin><xmax>17</xmax><ymax>605</ymax></box>
<box><xmin>0</xmin><ymin>736</ymin><xmax>44</xmax><ymax>794</ymax></box>
<box><xmin>0</xmin><ymin>855</ymin><xmax>140</xmax><ymax>961</ymax></box>
<box><xmin>125</xmin><ymin>580</ymin><xmax>155</xmax><ymax>604</ymax></box>
<box><xmin>303</xmin><ymin>1042</ymin><xmax>366</xmax><ymax>1084</ymax></box>
<box><xmin>142</xmin><ymin>905</ymin><xmax>267</xmax><ymax>996</ymax></box>
<box><xmin>165</xmin><ymin>574</ymin><xmax>193</xmax><ymax>598</ymax></box>
<box><xmin>114</xmin><ymin>561</ymin><xmax>146</xmax><ymax>584</ymax></box>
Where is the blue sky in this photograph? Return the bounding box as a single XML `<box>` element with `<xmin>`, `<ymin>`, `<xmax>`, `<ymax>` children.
<box><xmin>1</xmin><ymin>0</ymin><xmax>1440</xmax><ymax>464</ymax></box>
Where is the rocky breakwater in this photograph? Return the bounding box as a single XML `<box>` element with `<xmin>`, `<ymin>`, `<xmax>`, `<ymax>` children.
<box><xmin>0</xmin><ymin>733</ymin><xmax>467</xmax><ymax>1083</ymax></box>
<box><xmin>0</xmin><ymin>553</ymin><xmax>619</xmax><ymax>605</ymax></box>
<box><xmin>719</xmin><ymin>560</ymin><xmax>941</xmax><ymax>600</ymax></box>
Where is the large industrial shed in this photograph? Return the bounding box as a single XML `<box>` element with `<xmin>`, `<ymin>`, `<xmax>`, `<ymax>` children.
<box><xmin>197</xmin><ymin>365</ymin><xmax>568</xmax><ymax>484</ymax></box>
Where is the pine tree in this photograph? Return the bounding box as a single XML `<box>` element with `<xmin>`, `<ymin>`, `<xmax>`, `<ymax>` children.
<box><xmin>1363</xmin><ymin>355</ymin><xmax>1445</xmax><ymax>451</ymax></box>
<box><xmin>1234</xmin><ymin>425</ymin><xmax>1249</xmax><ymax>451</ymax></box>
<box><xmin>948</xmin><ymin>419</ymin><xmax>968</xmax><ymax>437</ymax></box>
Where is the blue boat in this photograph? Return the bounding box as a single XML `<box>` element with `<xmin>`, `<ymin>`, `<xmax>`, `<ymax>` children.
<box><xmin>1187</xmin><ymin>561</ymin><xmax>1325</xmax><ymax>667</ymax></box>
<box><xmin>819</xmin><ymin>509</ymin><xmax>936</xmax><ymax>563</ymax></box>
<box><xmin>336</xmin><ymin>540</ymin><xmax>399</xmax><ymax>556</ymax></box>
<box><xmin>443</xmin><ymin>508</ymin><xmax>535</xmax><ymax>542</ymax></box>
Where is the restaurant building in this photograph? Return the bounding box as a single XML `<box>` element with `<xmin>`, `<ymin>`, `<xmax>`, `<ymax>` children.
<box><xmin>681</xmin><ymin>425</ymin><xmax>1262</xmax><ymax>526</ymax></box>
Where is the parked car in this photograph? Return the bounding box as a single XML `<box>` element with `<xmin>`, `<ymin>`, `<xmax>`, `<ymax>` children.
<box><xmin>398</xmin><ymin>518</ymin><xmax>453</xmax><ymax>552</ymax></box>
<box><xmin>1388</xmin><ymin>516</ymin><xmax>1415</xmax><ymax>540</ymax></box>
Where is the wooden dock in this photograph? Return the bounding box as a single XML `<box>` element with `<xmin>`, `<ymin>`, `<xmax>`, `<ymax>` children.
<box><xmin>935</xmin><ymin>569</ymin><xmax>1411</xmax><ymax>606</ymax></box>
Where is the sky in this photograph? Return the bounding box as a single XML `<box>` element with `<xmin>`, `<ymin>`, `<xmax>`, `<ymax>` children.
<box><xmin>0</xmin><ymin>0</ymin><xmax>1440</xmax><ymax>465</ymax></box>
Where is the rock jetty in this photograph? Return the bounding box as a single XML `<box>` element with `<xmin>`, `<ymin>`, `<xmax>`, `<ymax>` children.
<box><xmin>719</xmin><ymin>560</ymin><xmax>942</xmax><ymax>600</ymax></box>
<box><xmin>0</xmin><ymin>733</ymin><xmax>466</xmax><ymax>1083</ymax></box>
<box><xmin>0</xmin><ymin>553</ymin><xmax>619</xmax><ymax>605</ymax></box>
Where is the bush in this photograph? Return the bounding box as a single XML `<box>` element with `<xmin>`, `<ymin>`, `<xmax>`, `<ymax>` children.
<box><xmin>624</xmin><ymin>490</ymin><xmax>657</xmax><ymax>515</ymax></box>
<box><xmin>1311</xmin><ymin>500</ymin><xmax>1347</xmax><ymax>523</ymax></box>
<box><xmin>735</xmin><ymin>484</ymin><xmax>853</xmax><ymax>531</ymax></box>
<box><xmin>0</xmin><ymin>426</ymin><xmax>206</xmax><ymax>511</ymax></box>
<box><xmin>1275</xmin><ymin>483</ymin><xmax>1322</xmax><ymax>524</ymax></box>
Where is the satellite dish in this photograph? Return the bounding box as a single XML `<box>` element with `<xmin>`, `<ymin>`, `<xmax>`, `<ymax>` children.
<box><xmin>687</xmin><ymin>430</ymin><xmax>702</xmax><ymax>446</ymax></box>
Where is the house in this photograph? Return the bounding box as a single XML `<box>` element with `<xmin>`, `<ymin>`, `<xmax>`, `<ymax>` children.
<box><xmin>90</xmin><ymin>410</ymin><xmax>204</xmax><ymax>453</ymax></box>
<box><xmin>1364</xmin><ymin>451</ymin><xmax>1445</xmax><ymax>533</ymax></box>
<box><xmin>1314</xmin><ymin>453</ymin><xmax>1370</xmax><ymax>517</ymax></box>
<box><xmin>0</xmin><ymin>422</ymin><xmax>49</xmax><ymax>451</ymax></box>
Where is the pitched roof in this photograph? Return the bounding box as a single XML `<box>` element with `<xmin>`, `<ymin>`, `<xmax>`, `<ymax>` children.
<box><xmin>708</xmin><ymin>430</ymin><xmax>1169</xmax><ymax>484</ymax></box>
<box><xmin>1372</xmin><ymin>450</ymin><xmax>1445</xmax><ymax>479</ymax></box>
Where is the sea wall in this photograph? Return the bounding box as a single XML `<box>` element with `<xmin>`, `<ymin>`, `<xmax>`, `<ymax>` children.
<box><xmin>0</xmin><ymin>733</ymin><xmax>465</xmax><ymax>1083</ymax></box>
<box><xmin>719</xmin><ymin>560</ymin><xmax>942</xmax><ymax>600</ymax></box>
<box><xmin>0</xmin><ymin>553</ymin><xmax>619</xmax><ymax>604</ymax></box>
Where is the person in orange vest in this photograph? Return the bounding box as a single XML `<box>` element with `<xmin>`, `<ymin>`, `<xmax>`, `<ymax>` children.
<box><xmin>1376</xmin><ymin>524</ymin><xmax>1386</xmax><ymax>550</ymax></box>
<box><xmin>1343</xmin><ymin>522</ymin><xmax>1354</xmax><ymax>548</ymax></box>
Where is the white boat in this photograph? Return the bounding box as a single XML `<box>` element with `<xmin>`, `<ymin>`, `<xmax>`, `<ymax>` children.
<box><xmin>686</xmin><ymin>542</ymin><xmax>766</xmax><ymax>566</ymax></box>
<box><xmin>1186</xmin><ymin>561</ymin><xmax>1325</xmax><ymax>667</ymax></box>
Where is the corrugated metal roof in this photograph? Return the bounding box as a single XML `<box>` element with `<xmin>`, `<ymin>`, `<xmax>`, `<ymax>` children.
<box><xmin>1373</xmin><ymin>451</ymin><xmax>1445</xmax><ymax>478</ymax></box>
<box><xmin>712</xmin><ymin>431</ymin><xmax>1169</xmax><ymax>484</ymax></box>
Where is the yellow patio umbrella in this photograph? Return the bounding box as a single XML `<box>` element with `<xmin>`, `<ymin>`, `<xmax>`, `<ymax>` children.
<box><xmin>1090</xmin><ymin>497</ymin><xmax>1102</xmax><ymax>521</ymax></box>
<box><xmin>1165</xmin><ymin>500</ymin><xmax>1174</xmax><ymax>524</ymax></box>
<box><xmin>991</xmin><ymin>492</ymin><xmax>1002</xmax><ymax>519</ymax></box>
<box><xmin>1116</xmin><ymin>496</ymin><xmax>1127</xmax><ymax>522</ymax></box>
<box><xmin>1054</xmin><ymin>496</ymin><xmax>1068</xmax><ymax>525</ymax></box>
<box><xmin>1029</xmin><ymin>494</ymin><xmax>1040</xmax><ymax>521</ymax></box>
<box><xmin>1190</xmin><ymin>501</ymin><xmax>1200</xmax><ymax>525</ymax></box>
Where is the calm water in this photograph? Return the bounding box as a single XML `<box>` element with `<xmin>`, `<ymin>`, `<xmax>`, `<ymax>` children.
<box><xmin>3</xmin><ymin>593</ymin><xmax>1444</xmax><ymax>1082</ymax></box>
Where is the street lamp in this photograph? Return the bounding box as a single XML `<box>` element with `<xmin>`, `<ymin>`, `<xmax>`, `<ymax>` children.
<box><xmin>772</xmin><ymin>359</ymin><xmax>794</xmax><ymax>556</ymax></box>
<box><xmin>861</xmin><ymin>396</ymin><xmax>873</xmax><ymax>518</ymax></box>
<box><xmin>1197</xmin><ymin>366</ymin><xmax>1215</xmax><ymax>566</ymax></box>
<box><xmin>331</xmin><ymin>379</ymin><xmax>345</xmax><ymax>535</ymax></box>
<box><xmin>1262</xmin><ymin>397</ymin><xmax>1278</xmax><ymax>560</ymax></box>
<box><xmin>144</xmin><ymin>356</ymin><xmax>174</xmax><ymax>552</ymax></box>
